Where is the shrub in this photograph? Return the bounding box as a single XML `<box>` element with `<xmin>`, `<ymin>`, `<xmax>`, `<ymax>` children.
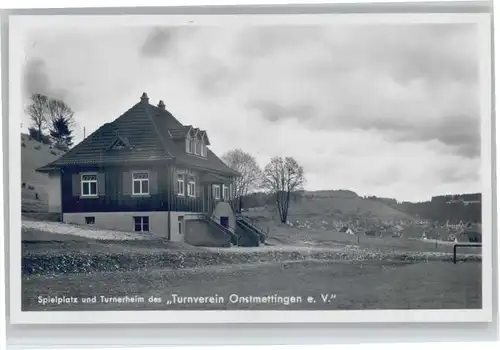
<box><xmin>33</xmin><ymin>145</ymin><xmax>41</xmax><ymax>150</ymax></box>
<box><xmin>40</xmin><ymin>135</ymin><xmax>51</xmax><ymax>145</ymax></box>
<box><xmin>28</xmin><ymin>127</ymin><xmax>39</xmax><ymax>139</ymax></box>
<box><xmin>54</xmin><ymin>143</ymin><xmax>69</xmax><ymax>152</ymax></box>
<box><xmin>28</xmin><ymin>127</ymin><xmax>51</xmax><ymax>145</ymax></box>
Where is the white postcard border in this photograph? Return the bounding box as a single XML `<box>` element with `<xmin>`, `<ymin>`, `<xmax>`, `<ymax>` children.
<box><xmin>8</xmin><ymin>12</ymin><xmax>494</xmax><ymax>324</ymax></box>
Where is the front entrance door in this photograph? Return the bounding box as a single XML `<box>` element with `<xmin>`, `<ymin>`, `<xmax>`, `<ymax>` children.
<box><xmin>220</xmin><ymin>216</ymin><xmax>229</xmax><ymax>229</ymax></box>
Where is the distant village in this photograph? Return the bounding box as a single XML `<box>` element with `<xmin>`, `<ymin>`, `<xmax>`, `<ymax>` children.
<box><xmin>242</xmin><ymin>190</ymin><xmax>481</xmax><ymax>242</ymax></box>
<box><xmin>246</xmin><ymin>191</ymin><xmax>482</xmax><ymax>243</ymax></box>
<box><xmin>276</xmin><ymin>217</ymin><xmax>482</xmax><ymax>243</ymax></box>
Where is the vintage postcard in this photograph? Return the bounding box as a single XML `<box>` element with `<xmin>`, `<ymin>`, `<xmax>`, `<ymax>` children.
<box><xmin>8</xmin><ymin>12</ymin><xmax>493</xmax><ymax>324</ymax></box>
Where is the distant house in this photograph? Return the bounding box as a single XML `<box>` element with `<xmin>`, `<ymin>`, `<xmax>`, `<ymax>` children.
<box><xmin>445</xmin><ymin>220</ymin><xmax>467</xmax><ymax>230</ymax></box>
<box><xmin>462</xmin><ymin>223</ymin><xmax>482</xmax><ymax>243</ymax></box>
<box><xmin>394</xmin><ymin>224</ymin><xmax>404</xmax><ymax>232</ymax></box>
<box><xmin>36</xmin><ymin>93</ymin><xmax>251</xmax><ymax>246</ymax></box>
<box><xmin>339</xmin><ymin>226</ymin><xmax>355</xmax><ymax>235</ymax></box>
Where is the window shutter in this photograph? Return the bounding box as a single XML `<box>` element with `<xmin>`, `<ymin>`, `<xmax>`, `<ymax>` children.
<box><xmin>72</xmin><ymin>173</ymin><xmax>81</xmax><ymax>196</ymax></box>
<box><xmin>97</xmin><ymin>172</ymin><xmax>106</xmax><ymax>196</ymax></box>
<box><xmin>122</xmin><ymin>171</ymin><xmax>132</xmax><ymax>195</ymax></box>
<box><xmin>150</xmin><ymin>170</ymin><xmax>158</xmax><ymax>194</ymax></box>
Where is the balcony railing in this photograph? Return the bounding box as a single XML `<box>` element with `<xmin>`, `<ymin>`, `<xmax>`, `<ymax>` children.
<box><xmin>62</xmin><ymin>193</ymin><xmax>207</xmax><ymax>213</ymax></box>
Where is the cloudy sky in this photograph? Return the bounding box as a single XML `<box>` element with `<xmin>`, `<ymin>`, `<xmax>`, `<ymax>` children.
<box><xmin>21</xmin><ymin>22</ymin><xmax>482</xmax><ymax>202</ymax></box>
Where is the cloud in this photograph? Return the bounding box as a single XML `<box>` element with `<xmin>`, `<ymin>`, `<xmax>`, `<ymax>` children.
<box><xmin>19</xmin><ymin>22</ymin><xmax>484</xmax><ymax>201</ymax></box>
<box><xmin>139</xmin><ymin>26</ymin><xmax>198</xmax><ymax>58</ymax></box>
<box><xmin>140</xmin><ymin>27</ymin><xmax>177</xmax><ymax>57</ymax></box>
<box><xmin>238</xmin><ymin>24</ymin><xmax>480</xmax><ymax>159</ymax></box>
<box><xmin>23</xmin><ymin>57</ymin><xmax>70</xmax><ymax>104</ymax></box>
<box><xmin>379</xmin><ymin>114</ymin><xmax>480</xmax><ymax>158</ymax></box>
<box><xmin>246</xmin><ymin>100</ymin><xmax>316</xmax><ymax>123</ymax></box>
<box><xmin>195</xmin><ymin>56</ymin><xmax>242</xmax><ymax>96</ymax></box>
<box><xmin>233</xmin><ymin>26</ymin><xmax>324</xmax><ymax>58</ymax></box>
<box><xmin>23</xmin><ymin>58</ymin><xmax>51</xmax><ymax>97</ymax></box>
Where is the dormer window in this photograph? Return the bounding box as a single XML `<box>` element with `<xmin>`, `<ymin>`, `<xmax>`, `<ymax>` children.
<box><xmin>184</xmin><ymin>128</ymin><xmax>208</xmax><ymax>157</ymax></box>
<box><xmin>112</xmin><ymin>140</ymin><xmax>125</xmax><ymax>150</ymax></box>
<box><xmin>108</xmin><ymin>136</ymin><xmax>132</xmax><ymax>151</ymax></box>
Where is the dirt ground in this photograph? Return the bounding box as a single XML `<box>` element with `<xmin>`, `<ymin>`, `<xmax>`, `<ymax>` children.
<box><xmin>22</xmin><ymin>259</ymin><xmax>482</xmax><ymax>311</ymax></box>
<box><xmin>20</xmin><ymin>221</ymin><xmax>483</xmax><ymax>312</ymax></box>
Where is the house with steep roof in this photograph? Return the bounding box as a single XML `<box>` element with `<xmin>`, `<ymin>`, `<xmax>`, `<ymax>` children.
<box><xmin>445</xmin><ymin>220</ymin><xmax>467</xmax><ymax>231</ymax></box>
<box><xmin>339</xmin><ymin>226</ymin><xmax>355</xmax><ymax>235</ymax></box>
<box><xmin>37</xmin><ymin>93</ymin><xmax>263</xmax><ymax>246</ymax></box>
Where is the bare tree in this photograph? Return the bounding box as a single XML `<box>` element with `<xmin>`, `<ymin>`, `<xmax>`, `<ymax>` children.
<box><xmin>262</xmin><ymin>156</ymin><xmax>305</xmax><ymax>223</ymax></box>
<box><xmin>222</xmin><ymin>149</ymin><xmax>262</xmax><ymax>213</ymax></box>
<box><xmin>48</xmin><ymin>99</ymin><xmax>74</xmax><ymax>125</ymax></box>
<box><xmin>25</xmin><ymin>93</ymin><xmax>49</xmax><ymax>141</ymax></box>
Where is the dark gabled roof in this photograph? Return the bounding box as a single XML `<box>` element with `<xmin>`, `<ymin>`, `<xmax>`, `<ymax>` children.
<box><xmin>37</xmin><ymin>93</ymin><xmax>239</xmax><ymax>177</ymax></box>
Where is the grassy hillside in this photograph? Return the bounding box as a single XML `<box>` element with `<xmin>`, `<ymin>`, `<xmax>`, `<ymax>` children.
<box><xmin>21</xmin><ymin>133</ymin><xmax>66</xmax><ymax>213</ymax></box>
<box><xmin>290</xmin><ymin>190</ymin><xmax>414</xmax><ymax>220</ymax></box>
<box><xmin>244</xmin><ymin>190</ymin><xmax>415</xmax><ymax>230</ymax></box>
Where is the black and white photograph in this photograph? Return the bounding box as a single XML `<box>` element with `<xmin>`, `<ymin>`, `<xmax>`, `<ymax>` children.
<box><xmin>8</xmin><ymin>13</ymin><xmax>493</xmax><ymax>323</ymax></box>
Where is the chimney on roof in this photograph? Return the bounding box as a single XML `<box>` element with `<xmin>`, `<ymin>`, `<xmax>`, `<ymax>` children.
<box><xmin>158</xmin><ymin>100</ymin><xmax>165</xmax><ymax>110</ymax></box>
<box><xmin>140</xmin><ymin>92</ymin><xmax>149</xmax><ymax>103</ymax></box>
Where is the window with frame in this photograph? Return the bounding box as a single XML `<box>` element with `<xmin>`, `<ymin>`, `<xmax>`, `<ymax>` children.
<box><xmin>177</xmin><ymin>174</ymin><xmax>185</xmax><ymax>196</ymax></box>
<box><xmin>178</xmin><ymin>216</ymin><xmax>184</xmax><ymax>234</ymax></box>
<box><xmin>186</xmin><ymin>137</ymin><xmax>192</xmax><ymax>153</ymax></box>
<box><xmin>223</xmin><ymin>185</ymin><xmax>229</xmax><ymax>200</ymax></box>
<box><xmin>134</xmin><ymin>216</ymin><xmax>149</xmax><ymax>232</ymax></box>
<box><xmin>132</xmin><ymin>172</ymin><xmax>149</xmax><ymax>195</ymax></box>
<box><xmin>85</xmin><ymin>216</ymin><xmax>95</xmax><ymax>225</ymax></box>
<box><xmin>81</xmin><ymin>173</ymin><xmax>98</xmax><ymax>197</ymax></box>
<box><xmin>213</xmin><ymin>185</ymin><xmax>221</xmax><ymax>199</ymax></box>
<box><xmin>187</xmin><ymin>177</ymin><xmax>196</xmax><ymax>197</ymax></box>
<box><xmin>195</xmin><ymin>140</ymin><xmax>201</xmax><ymax>155</ymax></box>
<box><xmin>190</xmin><ymin>139</ymin><xmax>196</xmax><ymax>154</ymax></box>
<box><xmin>201</xmin><ymin>144</ymin><xmax>207</xmax><ymax>157</ymax></box>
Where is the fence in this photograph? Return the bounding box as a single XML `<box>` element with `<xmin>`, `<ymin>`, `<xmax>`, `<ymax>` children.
<box><xmin>453</xmin><ymin>243</ymin><xmax>482</xmax><ymax>263</ymax></box>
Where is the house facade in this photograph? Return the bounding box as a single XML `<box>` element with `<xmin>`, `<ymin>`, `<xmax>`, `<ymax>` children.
<box><xmin>37</xmin><ymin>93</ymin><xmax>241</xmax><ymax>243</ymax></box>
